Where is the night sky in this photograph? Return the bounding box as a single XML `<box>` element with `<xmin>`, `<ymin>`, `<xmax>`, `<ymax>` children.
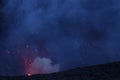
<box><xmin>0</xmin><ymin>0</ymin><xmax>120</xmax><ymax>76</ymax></box>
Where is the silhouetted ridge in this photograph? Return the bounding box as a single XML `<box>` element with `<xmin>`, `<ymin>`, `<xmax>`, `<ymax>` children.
<box><xmin>0</xmin><ymin>61</ymin><xmax>120</xmax><ymax>80</ymax></box>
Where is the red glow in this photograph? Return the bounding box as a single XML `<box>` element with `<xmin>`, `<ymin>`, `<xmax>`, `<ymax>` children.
<box><xmin>6</xmin><ymin>44</ymin><xmax>47</xmax><ymax>75</ymax></box>
<box><xmin>23</xmin><ymin>57</ymin><xmax>32</xmax><ymax>75</ymax></box>
<box><xmin>19</xmin><ymin>44</ymin><xmax>43</xmax><ymax>75</ymax></box>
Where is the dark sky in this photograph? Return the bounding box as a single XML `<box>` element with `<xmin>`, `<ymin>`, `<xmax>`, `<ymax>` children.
<box><xmin>0</xmin><ymin>0</ymin><xmax>120</xmax><ymax>76</ymax></box>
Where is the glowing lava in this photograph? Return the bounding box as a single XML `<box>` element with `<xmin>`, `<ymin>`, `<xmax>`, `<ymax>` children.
<box><xmin>5</xmin><ymin>44</ymin><xmax>59</xmax><ymax>75</ymax></box>
<box><xmin>23</xmin><ymin>57</ymin><xmax>33</xmax><ymax>76</ymax></box>
<box><xmin>16</xmin><ymin>44</ymin><xmax>40</xmax><ymax>75</ymax></box>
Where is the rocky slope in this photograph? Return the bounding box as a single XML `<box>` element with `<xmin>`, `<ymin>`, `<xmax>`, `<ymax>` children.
<box><xmin>0</xmin><ymin>61</ymin><xmax>120</xmax><ymax>80</ymax></box>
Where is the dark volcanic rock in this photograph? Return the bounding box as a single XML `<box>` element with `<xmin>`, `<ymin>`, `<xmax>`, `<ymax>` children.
<box><xmin>0</xmin><ymin>61</ymin><xmax>120</xmax><ymax>80</ymax></box>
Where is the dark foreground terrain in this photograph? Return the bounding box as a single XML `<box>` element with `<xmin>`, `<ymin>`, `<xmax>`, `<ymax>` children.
<box><xmin>0</xmin><ymin>61</ymin><xmax>120</xmax><ymax>80</ymax></box>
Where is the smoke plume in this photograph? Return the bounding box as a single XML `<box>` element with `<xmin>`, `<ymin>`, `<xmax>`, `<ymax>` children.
<box><xmin>0</xmin><ymin>0</ymin><xmax>120</xmax><ymax>76</ymax></box>
<box><xmin>29</xmin><ymin>57</ymin><xmax>60</xmax><ymax>74</ymax></box>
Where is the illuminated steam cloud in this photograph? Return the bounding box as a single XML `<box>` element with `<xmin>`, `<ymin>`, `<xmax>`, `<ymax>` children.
<box><xmin>29</xmin><ymin>57</ymin><xmax>60</xmax><ymax>74</ymax></box>
<box><xmin>1</xmin><ymin>0</ymin><xmax>120</xmax><ymax>76</ymax></box>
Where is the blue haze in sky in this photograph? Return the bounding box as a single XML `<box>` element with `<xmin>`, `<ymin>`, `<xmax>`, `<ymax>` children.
<box><xmin>0</xmin><ymin>0</ymin><xmax>120</xmax><ymax>76</ymax></box>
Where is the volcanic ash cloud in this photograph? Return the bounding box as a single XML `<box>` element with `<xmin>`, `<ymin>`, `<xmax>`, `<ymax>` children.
<box><xmin>29</xmin><ymin>57</ymin><xmax>60</xmax><ymax>74</ymax></box>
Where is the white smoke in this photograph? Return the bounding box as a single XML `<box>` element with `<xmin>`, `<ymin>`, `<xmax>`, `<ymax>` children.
<box><xmin>29</xmin><ymin>57</ymin><xmax>60</xmax><ymax>74</ymax></box>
